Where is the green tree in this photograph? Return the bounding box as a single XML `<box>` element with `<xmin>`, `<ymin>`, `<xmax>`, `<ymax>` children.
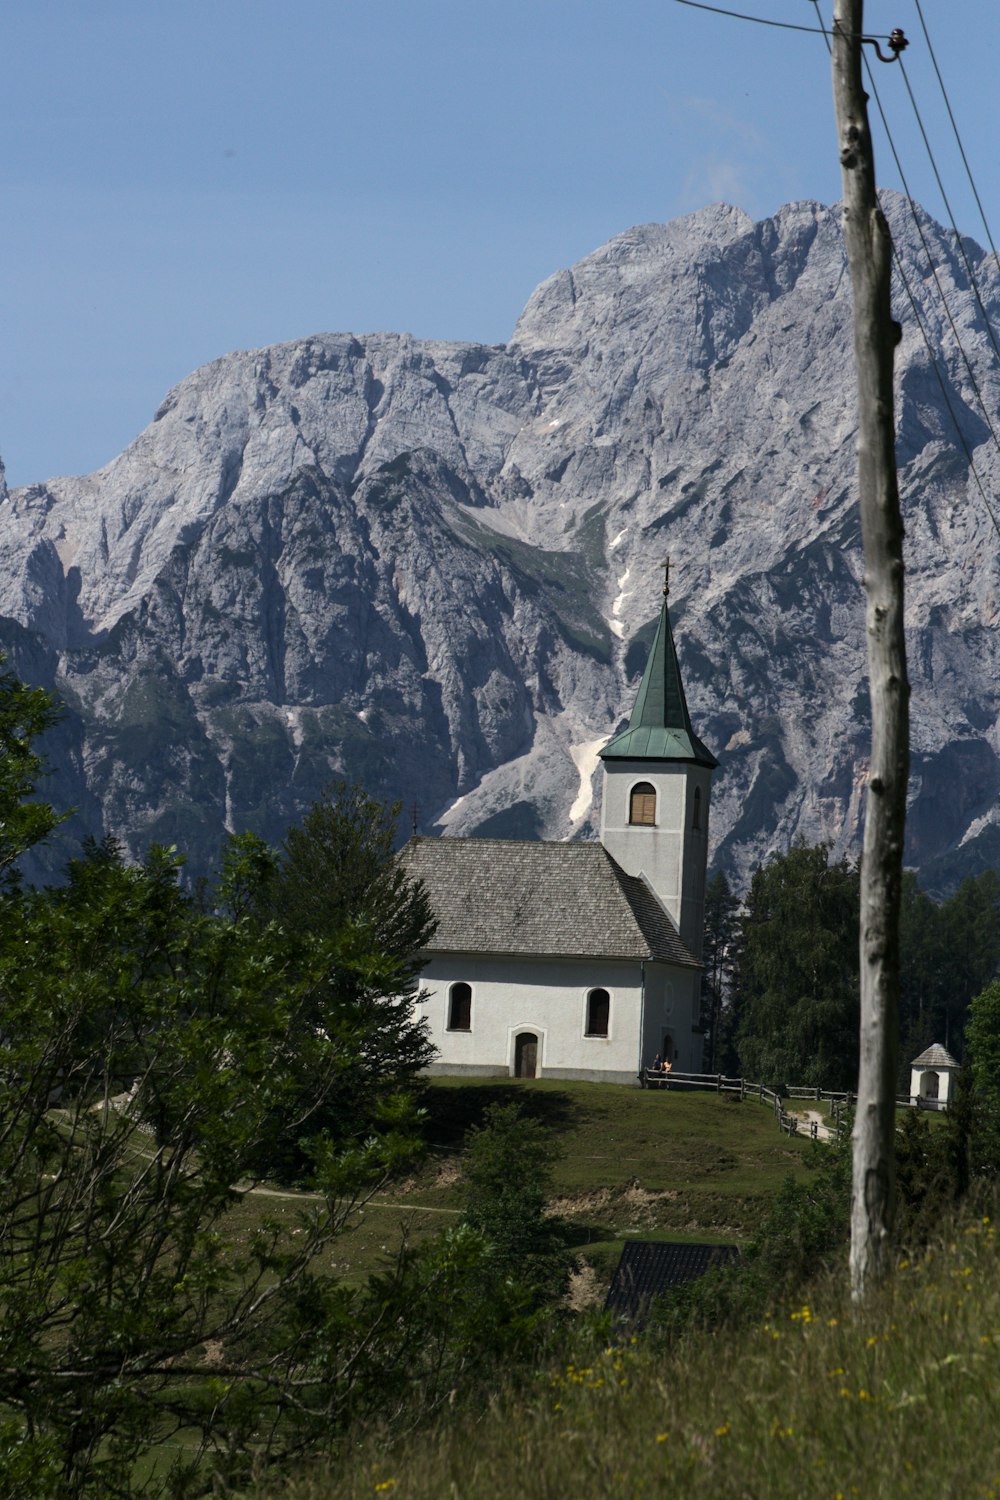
<box><xmin>0</xmin><ymin>835</ymin><xmax>426</xmax><ymax>1496</ymax></box>
<box><xmin>701</xmin><ymin>871</ymin><xmax>740</xmax><ymax>1072</ymax></box>
<box><xmin>897</xmin><ymin>870</ymin><xmax>945</xmax><ymax>1083</ymax></box>
<box><xmin>937</xmin><ymin>872</ymin><xmax>1000</xmax><ymax>1055</ymax></box>
<box><xmin>893</xmin><ymin>870</ymin><xmax>1000</xmax><ymax>1088</ymax></box>
<box><xmin>462</xmin><ymin>1101</ymin><xmax>558</xmax><ymax>1277</ymax></box>
<box><xmin>0</xmin><ymin>674</ymin><xmax>451</xmax><ymax>1494</ymax></box>
<box><xmin>270</xmin><ymin>780</ymin><xmax>436</xmax><ymax>962</ymax></box>
<box><xmin>240</xmin><ymin>783</ymin><xmax>438</xmax><ymax>1178</ymax></box>
<box><xmin>0</xmin><ymin>654</ymin><xmax>62</xmax><ymax>878</ymax></box>
<box><xmin>965</xmin><ymin>978</ymin><xmax>1000</xmax><ymax>1175</ymax></box>
<box><xmin>966</xmin><ymin>978</ymin><xmax>1000</xmax><ymax>1095</ymax></box>
<box><xmin>735</xmin><ymin>844</ymin><xmax>860</xmax><ymax>1089</ymax></box>
<box><xmin>311</xmin><ymin>1103</ymin><xmax>570</xmax><ymax>1434</ymax></box>
<box><xmin>455</xmin><ymin>1101</ymin><xmax>569</xmax><ymax>1321</ymax></box>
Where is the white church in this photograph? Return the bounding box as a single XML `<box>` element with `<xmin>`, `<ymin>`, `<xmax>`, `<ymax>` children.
<box><xmin>401</xmin><ymin>580</ymin><xmax>718</xmax><ymax>1085</ymax></box>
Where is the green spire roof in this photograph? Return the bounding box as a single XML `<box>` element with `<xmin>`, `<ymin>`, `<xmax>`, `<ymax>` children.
<box><xmin>600</xmin><ymin>596</ymin><xmax>718</xmax><ymax>767</ymax></box>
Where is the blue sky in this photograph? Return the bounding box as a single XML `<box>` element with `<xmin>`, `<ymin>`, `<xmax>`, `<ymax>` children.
<box><xmin>4</xmin><ymin>2</ymin><xmax>998</xmax><ymax>487</ymax></box>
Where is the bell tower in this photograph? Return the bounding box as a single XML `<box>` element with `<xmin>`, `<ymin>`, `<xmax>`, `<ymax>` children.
<box><xmin>599</xmin><ymin>563</ymin><xmax>717</xmax><ymax>959</ymax></box>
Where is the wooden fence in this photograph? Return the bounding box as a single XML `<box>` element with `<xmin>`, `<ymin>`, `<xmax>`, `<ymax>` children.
<box><xmin>640</xmin><ymin>1068</ymin><xmax>807</xmax><ymax>1136</ymax></box>
<box><xmin>640</xmin><ymin>1068</ymin><xmax>922</xmax><ymax>1141</ymax></box>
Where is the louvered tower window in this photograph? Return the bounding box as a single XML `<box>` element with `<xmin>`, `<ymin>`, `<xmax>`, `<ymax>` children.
<box><xmin>629</xmin><ymin>782</ymin><xmax>656</xmax><ymax>825</ymax></box>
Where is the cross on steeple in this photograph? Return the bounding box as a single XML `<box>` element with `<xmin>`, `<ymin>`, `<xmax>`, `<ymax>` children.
<box><xmin>662</xmin><ymin>554</ymin><xmax>671</xmax><ymax>598</ymax></box>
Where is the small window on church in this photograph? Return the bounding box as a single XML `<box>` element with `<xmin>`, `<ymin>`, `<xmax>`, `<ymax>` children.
<box><xmin>692</xmin><ymin>786</ymin><xmax>702</xmax><ymax>831</ymax></box>
<box><xmin>629</xmin><ymin>782</ymin><xmax>656</xmax><ymax>826</ymax></box>
<box><xmin>448</xmin><ymin>982</ymin><xmax>472</xmax><ymax>1031</ymax></box>
<box><xmin>586</xmin><ymin>988</ymin><xmax>610</xmax><ymax>1037</ymax></box>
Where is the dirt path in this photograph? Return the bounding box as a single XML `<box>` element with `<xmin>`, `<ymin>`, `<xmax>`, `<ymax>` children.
<box><xmin>235</xmin><ymin>1182</ymin><xmax>460</xmax><ymax>1213</ymax></box>
<box><xmin>791</xmin><ymin>1109</ymin><xmax>837</xmax><ymax>1143</ymax></box>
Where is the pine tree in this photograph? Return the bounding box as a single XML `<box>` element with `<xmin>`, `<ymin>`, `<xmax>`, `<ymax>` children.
<box><xmin>701</xmin><ymin>871</ymin><xmax>740</xmax><ymax>1072</ymax></box>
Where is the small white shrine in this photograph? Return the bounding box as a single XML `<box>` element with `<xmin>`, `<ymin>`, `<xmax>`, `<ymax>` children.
<box><xmin>909</xmin><ymin>1043</ymin><xmax>960</xmax><ymax>1110</ymax></box>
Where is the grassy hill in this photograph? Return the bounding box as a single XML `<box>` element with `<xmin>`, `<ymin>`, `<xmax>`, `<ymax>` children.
<box><xmin>258</xmin><ymin>1197</ymin><xmax>1000</xmax><ymax>1500</ymax></box>
<box><xmin>240</xmin><ymin>1085</ymin><xmax>999</xmax><ymax>1500</ymax></box>
<box><xmin>215</xmin><ymin>1078</ymin><xmax>814</xmax><ymax>1299</ymax></box>
<box><xmin>308</xmin><ymin>1078</ymin><xmax>816</xmax><ymax>1285</ymax></box>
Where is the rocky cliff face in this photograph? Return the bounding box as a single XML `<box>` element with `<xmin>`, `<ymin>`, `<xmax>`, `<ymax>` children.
<box><xmin>2</xmin><ymin>194</ymin><xmax>999</xmax><ymax>892</ymax></box>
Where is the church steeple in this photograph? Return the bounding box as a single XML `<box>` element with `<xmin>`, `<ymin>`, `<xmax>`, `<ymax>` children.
<box><xmin>600</xmin><ymin>573</ymin><xmax>717</xmax><ymax>768</ymax></box>
<box><xmin>598</xmin><ymin>564</ymin><xmax>717</xmax><ymax>966</ymax></box>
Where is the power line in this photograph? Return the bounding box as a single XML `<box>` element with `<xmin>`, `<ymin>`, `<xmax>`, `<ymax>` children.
<box><xmin>862</xmin><ymin>54</ymin><xmax>1000</xmax><ymax>540</ymax></box>
<box><xmin>686</xmin><ymin>0</ymin><xmax>1000</xmax><ymax>537</ymax></box>
<box><xmin>668</xmin><ymin>0</ymin><xmax>888</xmax><ymax>38</ymax></box>
<box><xmin>896</xmin><ymin>56</ymin><xmax>1000</xmax><ymax>387</ymax></box>
<box><xmin>808</xmin><ymin>0</ymin><xmax>832</xmax><ymax>55</ymax></box>
<box><xmin>912</xmin><ymin>0</ymin><xmax>1000</xmax><ymax>281</ymax></box>
<box><xmin>810</xmin><ymin>4</ymin><xmax>998</xmax><ymax>536</ymax></box>
<box><xmin>889</xmin><ymin>241</ymin><xmax>998</xmax><ymax>538</ymax></box>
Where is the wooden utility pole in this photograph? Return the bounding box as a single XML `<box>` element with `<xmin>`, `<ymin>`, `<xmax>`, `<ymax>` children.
<box><xmin>831</xmin><ymin>1</ymin><xmax>910</xmax><ymax>1299</ymax></box>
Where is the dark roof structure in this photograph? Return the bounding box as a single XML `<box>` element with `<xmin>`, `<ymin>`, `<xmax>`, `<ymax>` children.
<box><xmin>910</xmin><ymin>1043</ymin><xmax>960</xmax><ymax>1070</ymax></box>
<box><xmin>604</xmin><ymin>1240</ymin><xmax>740</xmax><ymax>1326</ymax></box>
<box><xmin>400</xmin><ymin>837</ymin><xmax>698</xmax><ymax>966</ymax></box>
<box><xmin>600</xmin><ymin>595</ymin><xmax>717</xmax><ymax>768</ymax></box>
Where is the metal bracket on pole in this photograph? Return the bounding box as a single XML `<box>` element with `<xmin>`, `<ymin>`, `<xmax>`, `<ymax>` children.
<box><xmin>862</xmin><ymin>28</ymin><xmax>908</xmax><ymax>63</ymax></box>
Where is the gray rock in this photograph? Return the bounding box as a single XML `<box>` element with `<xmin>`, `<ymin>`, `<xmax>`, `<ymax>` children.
<box><xmin>2</xmin><ymin>193</ymin><xmax>999</xmax><ymax>893</ymax></box>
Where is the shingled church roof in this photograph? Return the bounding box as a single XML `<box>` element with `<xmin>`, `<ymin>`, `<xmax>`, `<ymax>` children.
<box><xmin>400</xmin><ymin>837</ymin><xmax>698</xmax><ymax>966</ymax></box>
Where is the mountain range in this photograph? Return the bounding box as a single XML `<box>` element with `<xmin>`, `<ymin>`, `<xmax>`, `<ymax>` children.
<box><xmin>2</xmin><ymin>192</ymin><xmax>999</xmax><ymax>894</ymax></box>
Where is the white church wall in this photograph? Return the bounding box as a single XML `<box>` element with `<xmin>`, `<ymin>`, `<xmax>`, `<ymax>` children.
<box><xmin>417</xmin><ymin>953</ymin><xmax>701</xmax><ymax>1085</ymax></box>
<box><xmin>639</xmin><ymin>964</ymin><xmax>703</xmax><ymax>1073</ymax></box>
<box><xmin>417</xmin><ymin>953</ymin><xmax>645</xmax><ymax>1085</ymax></box>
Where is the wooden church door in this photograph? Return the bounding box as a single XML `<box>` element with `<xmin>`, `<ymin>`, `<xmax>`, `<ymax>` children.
<box><xmin>515</xmin><ymin>1032</ymin><xmax>538</xmax><ymax>1078</ymax></box>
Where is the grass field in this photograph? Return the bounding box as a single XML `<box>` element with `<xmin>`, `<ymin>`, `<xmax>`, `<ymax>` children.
<box><xmin>263</xmin><ymin>1195</ymin><xmax>1000</xmax><ymax>1500</ymax></box>
<box><xmin>211</xmin><ymin>1080</ymin><xmax>815</xmax><ymax>1291</ymax></box>
<box><xmin>240</xmin><ymin>1086</ymin><xmax>1000</xmax><ymax>1500</ymax></box>
<box><xmin>297</xmin><ymin>1078</ymin><xmax>817</xmax><ymax>1285</ymax></box>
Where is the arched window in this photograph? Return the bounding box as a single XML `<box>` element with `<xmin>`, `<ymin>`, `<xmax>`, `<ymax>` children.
<box><xmin>692</xmin><ymin>786</ymin><xmax>702</xmax><ymax>831</ymax></box>
<box><xmin>586</xmin><ymin>988</ymin><xmax>610</xmax><ymax>1037</ymax></box>
<box><xmin>629</xmin><ymin>782</ymin><xmax>656</xmax><ymax>826</ymax></box>
<box><xmin>447</xmin><ymin>982</ymin><xmax>472</xmax><ymax>1031</ymax></box>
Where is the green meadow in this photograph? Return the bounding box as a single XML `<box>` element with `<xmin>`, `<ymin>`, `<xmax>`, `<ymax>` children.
<box><xmin>263</xmin><ymin>1204</ymin><xmax>1000</xmax><ymax>1500</ymax></box>
<box><xmin>244</xmin><ymin>1079</ymin><xmax>999</xmax><ymax>1500</ymax></box>
<box><xmin>322</xmin><ymin>1079</ymin><xmax>816</xmax><ymax>1284</ymax></box>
